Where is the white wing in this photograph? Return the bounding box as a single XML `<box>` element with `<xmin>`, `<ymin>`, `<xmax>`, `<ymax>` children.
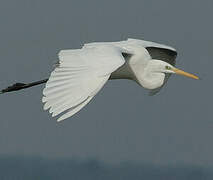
<box><xmin>125</xmin><ymin>38</ymin><xmax>176</xmax><ymax>51</ymax></box>
<box><xmin>84</xmin><ymin>38</ymin><xmax>176</xmax><ymax>52</ymax></box>
<box><xmin>42</xmin><ymin>45</ymin><xmax>127</xmax><ymax>122</ymax></box>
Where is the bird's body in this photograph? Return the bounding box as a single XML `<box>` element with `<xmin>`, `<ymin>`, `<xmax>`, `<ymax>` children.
<box><xmin>84</xmin><ymin>39</ymin><xmax>177</xmax><ymax>91</ymax></box>
<box><xmin>0</xmin><ymin>38</ymin><xmax>199</xmax><ymax>122</ymax></box>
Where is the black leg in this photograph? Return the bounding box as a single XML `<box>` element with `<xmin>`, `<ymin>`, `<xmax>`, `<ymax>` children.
<box><xmin>0</xmin><ymin>79</ymin><xmax>48</xmax><ymax>94</ymax></box>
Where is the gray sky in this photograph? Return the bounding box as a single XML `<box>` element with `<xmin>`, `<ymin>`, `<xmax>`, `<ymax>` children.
<box><xmin>0</xmin><ymin>0</ymin><xmax>212</xmax><ymax>166</ymax></box>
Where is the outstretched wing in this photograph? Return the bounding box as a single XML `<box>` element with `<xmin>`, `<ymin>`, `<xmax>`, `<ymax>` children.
<box><xmin>42</xmin><ymin>46</ymin><xmax>127</xmax><ymax>121</ymax></box>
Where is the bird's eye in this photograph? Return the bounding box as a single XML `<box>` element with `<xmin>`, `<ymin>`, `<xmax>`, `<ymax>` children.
<box><xmin>165</xmin><ymin>66</ymin><xmax>171</xmax><ymax>70</ymax></box>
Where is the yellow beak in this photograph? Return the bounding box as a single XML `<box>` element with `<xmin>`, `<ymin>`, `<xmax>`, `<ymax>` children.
<box><xmin>172</xmin><ymin>68</ymin><xmax>199</xmax><ymax>80</ymax></box>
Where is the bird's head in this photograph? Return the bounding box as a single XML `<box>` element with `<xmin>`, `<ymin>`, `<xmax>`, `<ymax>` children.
<box><xmin>140</xmin><ymin>60</ymin><xmax>199</xmax><ymax>90</ymax></box>
<box><xmin>150</xmin><ymin>60</ymin><xmax>199</xmax><ymax>80</ymax></box>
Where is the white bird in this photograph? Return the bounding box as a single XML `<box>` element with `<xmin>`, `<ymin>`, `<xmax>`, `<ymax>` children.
<box><xmin>0</xmin><ymin>38</ymin><xmax>199</xmax><ymax>121</ymax></box>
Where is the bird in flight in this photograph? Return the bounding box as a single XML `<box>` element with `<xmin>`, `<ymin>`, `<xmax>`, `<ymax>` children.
<box><xmin>0</xmin><ymin>38</ymin><xmax>199</xmax><ymax>121</ymax></box>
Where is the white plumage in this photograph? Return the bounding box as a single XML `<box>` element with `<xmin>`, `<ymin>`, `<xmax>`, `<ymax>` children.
<box><xmin>42</xmin><ymin>38</ymin><xmax>199</xmax><ymax>121</ymax></box>
<box><xmin>42</xmin><ymin>45</ymin><xmax>127</xmax><ymax>121</ymax></box>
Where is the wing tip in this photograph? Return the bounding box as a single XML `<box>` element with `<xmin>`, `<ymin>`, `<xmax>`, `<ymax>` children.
<box><xmin>57</xmin><ymin>117</ymin><xmax>66</xmax><ymax>122</ymax></box>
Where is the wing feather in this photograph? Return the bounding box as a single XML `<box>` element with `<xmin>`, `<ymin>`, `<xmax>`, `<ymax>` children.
<box><xmin>57</xmin><ymin>97</ymin><xmax>93</xmax><ymax>122</ymax></box>
<box><xmin>43</xmin><ymin>46</ymin><xmax>127</xmax><ymax>121</ymax></box>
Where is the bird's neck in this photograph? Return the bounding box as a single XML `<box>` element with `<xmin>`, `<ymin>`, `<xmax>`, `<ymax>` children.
<box><xmin>139</xmin><ymin>72</ymin><xmax>165</xmax><ymax>89</ymax></box>
<box><xmin>131</xmin><ymin>60</ymin><xmax>165</xmax><ymax>89</ymax></box>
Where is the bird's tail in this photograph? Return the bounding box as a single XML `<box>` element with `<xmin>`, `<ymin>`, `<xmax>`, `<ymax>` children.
<box><xmin>0</xmin><ymin>79</ymin><xmax>48</xmax><ymax>94</ymax></box>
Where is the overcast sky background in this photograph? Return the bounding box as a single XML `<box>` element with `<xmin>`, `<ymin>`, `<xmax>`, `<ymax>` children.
<box><xmin>0</xmin><ymin>0</ymin><xmax>212</xmax><ymax>166</ymax></box>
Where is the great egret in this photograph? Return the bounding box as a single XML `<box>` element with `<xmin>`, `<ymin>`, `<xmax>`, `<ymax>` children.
<box><xmin>0</xmin><ymin>38</ymin><xmax>199</xmax><ymax>121</ymax></box>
